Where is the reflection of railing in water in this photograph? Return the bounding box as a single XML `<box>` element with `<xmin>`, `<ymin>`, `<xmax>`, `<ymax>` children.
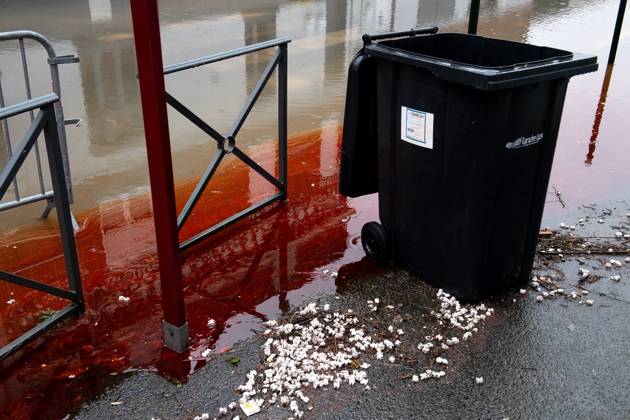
<box><xmin>0</xmin><ymin>93</ymin><xmax>84</xmax><ymax>360</ymax></box>
<box><xmin>163</xmin><ymin>37</ymin><xmax>290</xmax><ymax>251</ymax></box>
<box><xmin>585</xmin><ymin>64</ymin><xmax>615</xmax><ymax>166</ymax></box>
<box><xmin>465</xmin><ymin>1</ymin><xmax>624</xmax><ymax>166</ymax></box>
<box><xmin>0</xmin><ymin>31</ymin><xmax>79</xmax><ymax>215</ymax></box>
<box><xmin>586</xmin><ymin>0</ymin><xmax>627</xmax><ymax>164</ymax></box>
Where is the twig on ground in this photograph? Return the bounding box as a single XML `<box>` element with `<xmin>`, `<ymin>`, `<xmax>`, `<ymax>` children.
<box><xmin>598</xmin><ymin>292</ymin><xmax>630</xmax><ymax>305</ymax></box>
<box><xmin>548</xmin><ymin>185</ymin><xmax>567</xmax><ymax>208</ymax></box>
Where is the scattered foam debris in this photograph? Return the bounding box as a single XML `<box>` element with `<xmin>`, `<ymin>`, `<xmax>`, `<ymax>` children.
<box><xmin>239</xmin><ymin>399</ymin><xmax>262</xmax><ymax>416</ymax></box>
<box><xmin>419</xmin><ymin>369</ymin><xmax>446</xmax><ymax>380</ymax></box>
<box><xmin>203</xmin><ymin>291</ymin><xmax>496</xmax><ymax>418</ymax></box>
<box><xmin>609</xmin><ymin>259</ymin><xmax>622</xmax><ymax>267</ymax></box>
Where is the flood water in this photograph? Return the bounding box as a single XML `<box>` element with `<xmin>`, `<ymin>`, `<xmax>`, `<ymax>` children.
<box><xmin>0</xmin><ymin>0</ymin><xmax>627</xmax><ymax>220</ymax></box>
<box><xmin>0</xmin><ymin>0</ymin><xmax>629</xmax><ymax>418</ymax></box>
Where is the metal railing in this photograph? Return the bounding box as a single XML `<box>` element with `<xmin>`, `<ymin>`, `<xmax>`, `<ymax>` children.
<box><xmin>0</xmin><ymin>93</ymin><xmax>84</xmax><ymax>360</ymax></box>
<box><xmin>164</xmin><ymin>37</ymin><xmax>290</xmax><ymax>251</ymax></box>
<box><xmin>0</xmin><ymin>31</ymin><xmax>78</xmax><ymax>215</ymax></box>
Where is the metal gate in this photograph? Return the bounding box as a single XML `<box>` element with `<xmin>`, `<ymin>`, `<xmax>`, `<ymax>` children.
<box><xmin>164</xmin><ymin>37</ymin><xmax>289</xmax><ymax>251</ymax></box>
<box><xmin>0</xmin><ymin>94</ymin><xmax>84</xmax><ymax>360</ymax></box>
<box><xmin>0</xmin><ymin>30</ymin><xmax>78</xmax><ymax>215</ymax></box>
<box><xmin>0</xmin><ymin>31</ymin><xmax>83</xmax><ymax>360</ymax></box>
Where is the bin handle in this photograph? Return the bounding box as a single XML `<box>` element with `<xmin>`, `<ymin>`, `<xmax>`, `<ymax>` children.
<box><xmin>362</xmin><ymin>27</ymin><xmax>439</xmax><ymax>45</ymax></box>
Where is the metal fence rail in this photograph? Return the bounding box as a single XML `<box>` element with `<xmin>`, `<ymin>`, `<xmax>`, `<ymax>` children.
<box><xmin>164</xmin><ymin>37</ymin><xmax>290</xmax><ymax>251</ymax></box>
<box><xmin>0</xmin><ymin>30</ymin><xmax>78</xmax><ymax>215</ymax></box>
<box><xmin>0</xmin><ymin>93</ymin><xmax>84</xmax><ymax>361</ymax></box>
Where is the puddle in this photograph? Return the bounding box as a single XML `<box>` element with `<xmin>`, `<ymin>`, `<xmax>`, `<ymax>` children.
<box><xmin>0</xmin><ymin>127</ymin><xmax>378</xmax><ymax>418</ymax></box>
<box><xmin>0</xmin><ymin>0</ymin><xmax>627</xmax><ymax>218</ymax></box>
<box><xmin>0</xmin><ymin>0</ymin><xmax>629</xmax><ymax>417</ymax></box>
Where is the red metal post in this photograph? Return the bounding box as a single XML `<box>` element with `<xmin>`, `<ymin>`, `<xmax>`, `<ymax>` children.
<box><xmin>130</xmin><ymin>0</ymin><xmax>188</xmax><ymax>352</ymax></box>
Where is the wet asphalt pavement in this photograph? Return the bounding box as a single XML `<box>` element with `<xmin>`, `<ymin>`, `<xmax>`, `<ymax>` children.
<box><xmin>76</xmin><ymin>199</ymin><xmax>630</xmax><ymax>419</ymax></box>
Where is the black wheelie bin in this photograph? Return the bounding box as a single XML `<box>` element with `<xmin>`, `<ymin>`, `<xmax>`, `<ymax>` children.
<box><xmin>340</xmin><ymin>28</ymin><xmax>598</xmax><ymax>301</ymax></box>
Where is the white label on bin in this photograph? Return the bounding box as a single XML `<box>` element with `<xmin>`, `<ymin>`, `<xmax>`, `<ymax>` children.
<box><xmin>401</xmin><ymin>106</ymin><xmax>434</xmax><ymax>149</ymax></box>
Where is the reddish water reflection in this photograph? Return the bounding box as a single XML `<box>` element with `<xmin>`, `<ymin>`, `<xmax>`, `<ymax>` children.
<box><xmin>585</xmin><ymin>63</ymin><xmax>614</xmax><ymax>166</ymax></box>
<box><xmin>0</xmin><ymin>36</ymin><xmax>627</xmax><ymax>418</ymax></box>
<box><xmin>0</xmin><ymin>126</ymin><xmax>376</xmax><ymax>418</ymax></box>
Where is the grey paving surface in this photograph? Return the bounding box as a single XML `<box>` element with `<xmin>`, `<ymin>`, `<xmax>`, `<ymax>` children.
<box><xmin>76</xmin><ymin>200</ymin><xmax>630</xmax><ymax>419</ymax></box>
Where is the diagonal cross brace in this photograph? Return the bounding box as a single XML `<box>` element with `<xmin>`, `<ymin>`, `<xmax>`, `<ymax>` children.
<box><xmin>229</xmin><ymin>49</ymin><xmax>281</xmax><ymax>139</ymax></box>
<box><xmin>0</xmin><ymin>270</ymin><xmax>77</xmax><ymax>301</ymax></box>
<box><xmin>177</xmin><ymin>148</ymin><xmax>224</xmax><ymax>230</ymax></box>
<box><xmin>0</xmin><ymin>111</ymin><xmax>46</xmax><ymax>199</ymax></box>
<box><xmin>165</xmin><ymin>92</ymin><xmax>224</xmax><ymax>144</ymax></box>
<box><xmin>168</xmin><ymin>48</ymin><xmax>285</xmax><ymax>235</ymax></box>
<box><xmin>233</xmin><ymin>147</ymin><xmax>283</xmax><ymax>190</ymax></box>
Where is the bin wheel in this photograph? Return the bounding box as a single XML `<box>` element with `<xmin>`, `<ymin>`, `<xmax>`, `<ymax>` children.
<box><xmin>361</xmin><ymin>222</ymin><xmax>389</xmax><ymax>264</ymax></box>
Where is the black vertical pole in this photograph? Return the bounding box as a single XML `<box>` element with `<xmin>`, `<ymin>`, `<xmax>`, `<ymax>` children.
<box><xmin>609</xmin><ymin>0</ymin><xmax>627</xmax><ymax>65</ymax></box>
<box><xmin>42</xmin><ymin>105</ymin><xmax>84</xmax><ymax>310</ymax></box>
<box><xmin>468</xmin><ymin>0</ymin><xmax>481</xmax><ymax>35</ymax></box>
<box><xmin>278</xmin><ymin>43</ymin><xmax>288</xmax><ymax>201</ymax></box>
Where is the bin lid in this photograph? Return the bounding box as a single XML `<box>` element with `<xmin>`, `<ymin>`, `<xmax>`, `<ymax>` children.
<box><xmin>365</xmin><ymin>33</ymin><xmax>598</xmax><ymax>90</ymax></box>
